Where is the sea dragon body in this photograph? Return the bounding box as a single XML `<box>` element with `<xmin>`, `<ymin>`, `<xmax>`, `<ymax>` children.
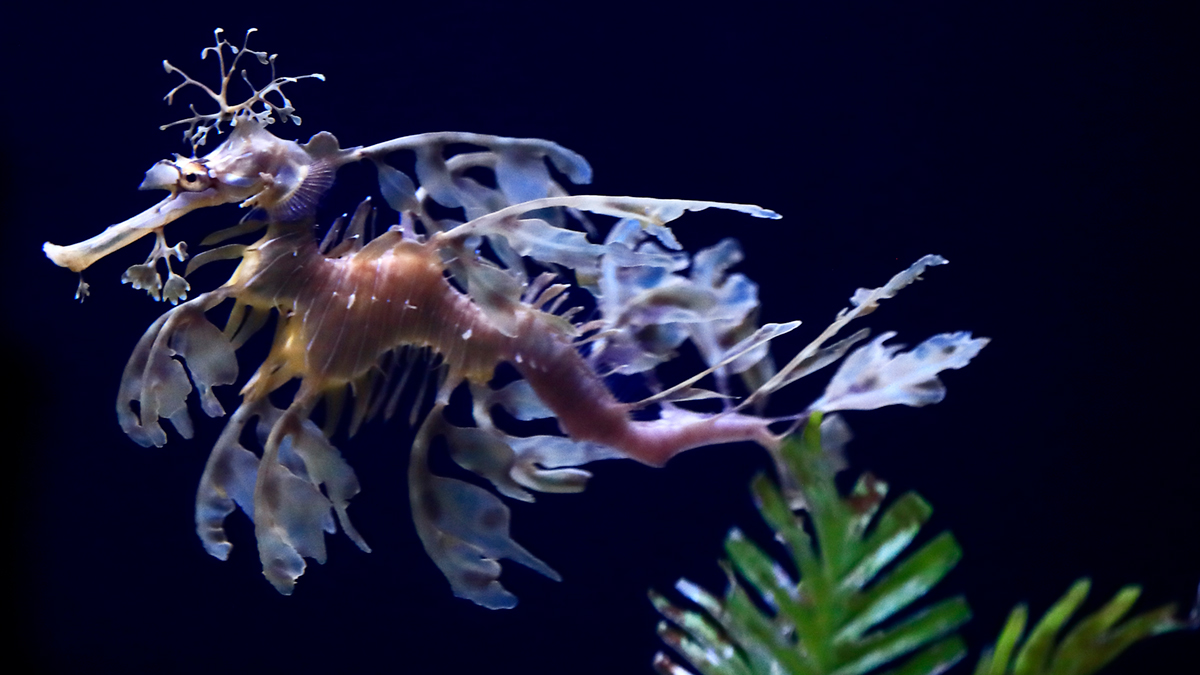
<box><xmin>44</xmin><ymin>30</ymin><xmax>987</xmax><ymax>608</ymax></box>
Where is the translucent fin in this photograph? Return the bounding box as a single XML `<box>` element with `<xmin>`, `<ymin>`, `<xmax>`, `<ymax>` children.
<box><xmin>195</xmin><ymin>404</ymin><xmax>260</xmax><ymax>560</ymax></box>
<box><xmin>489</xmin><ymin>379</ymin><xmax>554</xmax><ymax>421</ymax></box>
<box><xmin>772</xmin><ymin>328</ymin><xmax>871</xmax><ymax>391</ymax></box>
<box><xmin>252</xmin><ymin>406</ymin><xmax>370</xmax><ymax>595</ymax></box>
<box><xmin>686</xmin><ymin>238</ymin><xmax>773</xmax><ymax>383</ymax></box>
<box><xmin>409</xmin><ymin>407</ymin><xmax>559</xmax><ymax>609</ymax></box>
<box><xmin>359</xmin><ymin>133</ymin><xmax>593</xmax><ymax>225</ymax></box>
<box><xmin>270</xmin><ymin>156</ymin><xmax>336</xmax><ymax>222</ymax></box>
<box><xmin>506</xmin><ymin>435</ymin><xmax>622</xmax><ymax>494</ymax></box>
<box><xmin>256</xmin><ymin>459</ymin><xmax>336</xmax><ymax>594</ymax></box>
<box><xmin>486</xmin><ymin>217</ymin><xmax>607</xmax><ymax>275</ymax></box>
<box><xmin>810</xmin><ymin>332</ymin><xmax>990</xmax><ymax>413</ymax></box>
<box><xmin>374</xmin><ymin>160</ymin><xmax>419</xmax><ymax>213</ymax></box>
<box><xmin>348</xmin><ymin>369</ymin><xmax>381</xmax><ymax>437</ymax></box>
<box><xmin>384</xmin><ymin>347</ymin><xmax>421</xmax><ymax>421</ymax></box>
<box><xmin>746</xmin><ymin>255</ymin><xmax>949</xmax><ymax>408</ymax></box>
<box><xmin>318</xmin><ymin>214</ymin><xmax>346</xmax><ymax>254</ymax></box>
<box><xmin>495</xmin><ymin>144</ymin><xmax>556</xmax><ymax>204</ymax></box>
<box><xmin>324</xmin><ymin>198</ymin><xmax>372</xmax><ymax>257</ymax></box>
<box><xmin>458</xmin><ymin>260</ymin><xmax>524</xmax><ymax>337</ymax></box>
<box><xmin>441</xmin><ymin>422</ymin><xmax>534</xmax><ymax>502</ymax></box>
<box><xmin>438</xmin><ymin>195</ymin><xmax>777</xmax><ymax>295</ymax></box>
<box><xmin>171</xmin><ymin>310</ymin><xmax>239</xmax><ymax>418</ymax></box>
<box><xmin>117</xmin><ymin>293</ymin><xmax>236</xmax><ymax>447</ymax></box>
<box><xmin>633</xmin><ymin>322</ymin><xmax>801</xmax><ymax>409</ymax></box>
<box><xmin>276</xmin><ymin>414</ymin><xmax>370</xmax><ymax>552</ymax></box>
<box><xmin>184</xmin><ymin>244</ymin><xmax>247</xmax><ymax>276</ymax></box>
<box><xmin>414</xmin><ymin>473</ymin><xmax>560</xmax><ymax>609</ymax></box>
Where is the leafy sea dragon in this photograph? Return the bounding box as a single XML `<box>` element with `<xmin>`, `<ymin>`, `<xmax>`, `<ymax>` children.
<box><xmin>43</xmin><ymin>29</ymin><xmax>988</xmax><ymax>609</ymax></box>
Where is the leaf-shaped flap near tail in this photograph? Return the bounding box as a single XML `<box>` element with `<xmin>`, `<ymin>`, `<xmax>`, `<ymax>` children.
<box><xmin>506</xmin><ymin>435</ymin><xmax>622</xmax><ymax>494</ymax></box>
<box><xmin>748</xmin><ymin>255</ymin><xmax>953</xmax><ymax>408</ymax></box>
<box><xmin>811</xmin><ymin>332</ymin><xmax>989</xmax><ymax>413</ymax></box>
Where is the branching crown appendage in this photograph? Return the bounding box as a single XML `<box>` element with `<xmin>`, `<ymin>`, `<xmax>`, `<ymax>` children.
<box><xmin>161</xmin><ymin>27</ymin><xmax>325</xmax><ymax>152</ymax></box>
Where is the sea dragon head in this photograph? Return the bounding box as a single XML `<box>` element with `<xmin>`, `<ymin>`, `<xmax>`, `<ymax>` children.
<box><xmin>42</xmin><ymin>28</ymin><xmax>343</xmax><ymax>300</ymax></box>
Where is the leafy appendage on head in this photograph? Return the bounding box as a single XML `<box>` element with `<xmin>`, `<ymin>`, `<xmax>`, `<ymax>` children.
<box><xmin>160</xmin><ymin>28</ymin><xmax>324</xmax><ymax>151</ymax></box>
<box><xmin>121</xmin><ymin>229</ymin><xmax>190</xmax><ymax>304</ymax></box>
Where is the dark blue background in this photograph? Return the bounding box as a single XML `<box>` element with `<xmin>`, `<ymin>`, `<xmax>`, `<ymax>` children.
<box><xmin>4</xmin><ymin>1</ymin><xmax>1196</xmax><ymax>672</ymax></box>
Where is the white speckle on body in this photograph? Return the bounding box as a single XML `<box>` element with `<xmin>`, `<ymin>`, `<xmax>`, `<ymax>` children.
<box><xmin>462</xmin><ymin>328</ymin><xmax>472</xmax><ymax>339</ymax></box>
<box><xmin>347</xmin><ymin>293</ymin><xmax>356</xmax><ymax>309</ymax></box>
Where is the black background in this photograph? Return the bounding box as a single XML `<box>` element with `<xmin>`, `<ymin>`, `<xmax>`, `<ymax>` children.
<box><xmin>4</xmin><ymin>1</ymin><xmax>1196</xmax><ymax>673</ymax></box>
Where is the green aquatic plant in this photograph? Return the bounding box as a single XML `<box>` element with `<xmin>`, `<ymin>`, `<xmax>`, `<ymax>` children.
<box><xmin>653</xmin><ymin>414</ymin><xmax>1196</xmax><ymax>675</ymax></box>
<box><xmin>974</xmin><ymin>578</ymin><xmax>1195</xmax><ymax>675</ymax></box>
<box><xmin>652</xmin><ymin>412</ymin><xmax>969</xmax><ymax>674</ymax></box>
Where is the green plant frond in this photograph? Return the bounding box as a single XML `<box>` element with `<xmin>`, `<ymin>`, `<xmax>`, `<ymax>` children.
<box><xmin>654</xmin><ymin>413</ymin><xmax>969</xmax><ymax>675</ymax></box>
<box><xmin>880</xmin><ymin>636</ymin><xmax>968</xmax><ymax>675</ymax></box>
<box><xmin>975</xmin><ymin>577</ymin><xmax>1194</xmax><ymax>675</ymax></box>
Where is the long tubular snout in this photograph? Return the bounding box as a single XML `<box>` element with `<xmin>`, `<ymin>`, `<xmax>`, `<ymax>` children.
<box><xmin>43</xmin><ymin>190</ymin><xmax>229</xmax><ymax>272</ymax></box>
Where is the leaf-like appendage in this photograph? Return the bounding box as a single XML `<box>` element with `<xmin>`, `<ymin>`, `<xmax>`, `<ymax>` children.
<box><xmin>195</xmin><ymin>403</ymin><xmax>260</xmax><ymax>560</ymax></box>
<box><xmin>654</xmin><ymin>413</ymin><xmax>970</xmax><ymax>675</ymax></box>
<box><xmin>811</xmin><ymin>332</ymin><xmax>989</xmax><ymax>413</ymax></box>
<box><xmin>117</xmin><ymin>292</ymin><xmax>236</xmax><ymax>447</ymax></box>
<box><xmin>408</xmin><ymin>406</ymin><xmax>564</xmax><ymax>610</ymax></box>
<box><xmin>974</xmin><ymin>578</ymin><xmax>1195</xmax><ymax>675</ymax></box>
